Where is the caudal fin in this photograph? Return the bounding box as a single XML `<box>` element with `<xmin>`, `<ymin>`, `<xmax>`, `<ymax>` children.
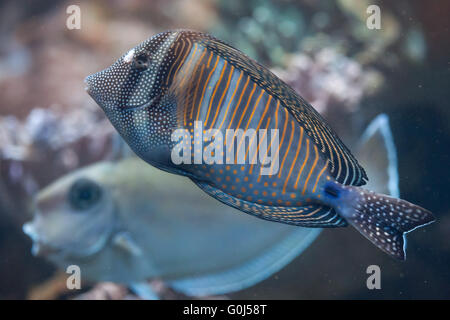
<box><xmin>327</xmin><ymin>183</ymin><xmax>435</xmax><ymax>260</ymax></box>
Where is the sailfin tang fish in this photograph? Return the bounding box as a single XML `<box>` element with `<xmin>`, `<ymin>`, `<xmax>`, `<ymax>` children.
<box><xmin>85</xmin><ymin>30</ymin><xmax>434</xmax><ymax>260</ymax></box>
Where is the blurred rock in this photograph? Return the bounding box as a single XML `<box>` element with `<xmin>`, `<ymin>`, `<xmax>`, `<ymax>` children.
<box><xmin>273</xmin><ymin>47</ymin><xmax>383</xmax><ymax>114</ymax></box>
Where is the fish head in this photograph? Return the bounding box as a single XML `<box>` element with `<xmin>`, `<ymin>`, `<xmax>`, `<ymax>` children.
<box><xmin>23</xmin><ymin>163</ymin><xmax>117</xmax><ymax>263</ymax></box>
<box><xmin>23</xmin><ymin>160</ymin><xmax>163</xmax><ymax>283</ymax></box>
<box><xmin>85</xmin><ymin>31</ymin><xmax>180</xmax><ymax>162</ymax></box>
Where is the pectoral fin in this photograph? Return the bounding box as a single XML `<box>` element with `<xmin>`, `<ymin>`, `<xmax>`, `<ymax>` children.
<box><xmin>112</xmin><ymin>231</ymin><xmax>143</xmax><ymax>256</ymax></box>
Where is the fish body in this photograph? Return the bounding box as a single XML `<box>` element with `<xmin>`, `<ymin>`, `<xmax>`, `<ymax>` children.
<box><xmin>85</xmin><ymin>30</ymin><xmax>434</xmax><ymax>259</ymax></box>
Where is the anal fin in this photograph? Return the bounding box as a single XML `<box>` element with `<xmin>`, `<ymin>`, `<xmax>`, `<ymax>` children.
<box><xmin>191</xmin><ymin>179</ymin><xmax>346</xmax><ymax>228</ymax></box>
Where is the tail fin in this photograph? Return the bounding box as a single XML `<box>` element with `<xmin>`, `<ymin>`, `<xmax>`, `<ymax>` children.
<box><xmin>327</xmin><ymin>183</ymin><xmax>435</xmax><ymax>260</ymax></box>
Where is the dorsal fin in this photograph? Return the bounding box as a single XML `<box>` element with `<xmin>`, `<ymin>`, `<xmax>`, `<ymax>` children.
<box><xmin>181</xmin><ymin>30</ymin><xmax>368</xmax><ymax>186</ymax></box>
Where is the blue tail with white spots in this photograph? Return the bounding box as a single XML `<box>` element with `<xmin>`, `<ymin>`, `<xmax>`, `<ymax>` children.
<box><xmin>324</xmin><ymin>182</ymin><xmax>435</xmax><ymax>260</ymax></box>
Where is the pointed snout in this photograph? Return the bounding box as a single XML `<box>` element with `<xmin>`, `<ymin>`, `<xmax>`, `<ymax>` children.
<box><xmin>84</xmin><ymin>60</ymin><xmax>131</xmax><ymax>109</ymax></box>
<box><xmin>84</xmin><ymin>75</ymin><xmax>93</xmax><ymax>94</ymax></box>
<box><xmin>84</xmin><ymin>71</ymin><xmax>103</xmax><ymax>98</ymax></box>
<box><xmin>23</xmin><ymin>222</ymin><xmax>60</xmax><ymax>257</ymax></box>
<box><xmin>84</xmin><ymin>71</ymin><xmax>105</xmax><ymax>105</ymax></box>
<box><xmin>23</xmin><ymin>222</ymin><xmax>38</xmax><ymax>242</ymax></box>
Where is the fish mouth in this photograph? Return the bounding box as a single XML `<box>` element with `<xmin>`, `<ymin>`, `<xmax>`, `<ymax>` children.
<box><xmin>84</xmin><ymin>72</ymin><xmax>117</xmax><ymax>108</ymax></box>
<box><xmin>23</xmin><ymin>223</ymin><xmax>62</xmax><ymax>257</ymax></box>
<box><xmin>22</xmin><ymin>221</ymin><xmax>108</xmax><ymax>259</ymax></box>
<box><xmin>31</xmin><ymin>242</ymin><xmax>63</xmax><ymax>257</ymax></box>
<box><xmin>85</xmin><ymin>71</ymin><xmax>159</xmax><ymax>111</ymax></box>
<box><xmin>84</xmin><ymin>74</ymin><xmax>105</xmax><ymax>107</ymax></box>
<box><xmin>84</xmin><ymin>75</ymin><xmax>94</xmax><ymax>95</ymax></box>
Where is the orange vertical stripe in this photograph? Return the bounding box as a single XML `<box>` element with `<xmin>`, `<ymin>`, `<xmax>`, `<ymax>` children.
<box><xmin>312</xmin><ymin>161</ymin><xmax>328</xmax><ymax>193</ymax></box>
<box><xmin>250</xmin><ymin>116</ymin><xmax>271</xmax><ymax>175</ymax></box>
<box><xmin>217</xmin><ymin>71</ymin><xmax>243</xmax><ymax>130</ymax></box>
<box><xmin>190</xmin><ymin>65</ymin><xmax>205</xmax><ymax>120</ymax></box>
<box><xmin>302</xmin><ymin>145</ymin><xmax>319</xmax><ymax>195</ymax></box>
<box><xmin>235</xmin><ymin>83</ymin><xmax>257</xmax><ymax>129</ymax></box>
<box><xmin>186</xmin><ymin>48</ymin><xmax>207</xmax><ymax>123</ymax></box>
<box><xmin>243</xmin><ymin>93</ymin><xmax>270</xmax><ymax>161</ymax></box>
<box><xmin>257</xmin><ymin>100</ymin><xmax>279</xmax><ymax>182</ymax></box>
<box><xmin>206</xmin><ymin>51</ymin><xmax>213</xmax><ymax>68</ymax></box>
<box><xmin>165</xmin><ymin>42</ymin><xmax>182</xmax><ymax>85</ymax></box>
<box><xmin>195</xmin><ymin>56</ymin><xmax>219</xmax><ymax>121</ymax></box>
<box><xmin>204</xmin><ymin>61</ymin><xmax>228</xmax><ymax>126</ymax></box>
<box><xmin>178</xmin><ymin>43</ymin><xmax>198</xmax><ymax>89</ymax></box>
<box><xmin>269</xmin><ymin>104</ymin><xmax>286</xmax><ymax>176</ymax></box>
<box><xmin>283</xmin><ymin>126</ymin><xmax>303</xmax><ymax>194</ymax></box>
<box><xmin>294</xmin><ymin>136</ymin><xmax>309</xmax><ymax>189</ymax></box>
<box><xmin>278</xmin><ymin>120</ymin><xmax>295</xmax><ymax>179</ymax></box>
<box><xmin>243</xmin><ymin>91</ymin><xmax>265</xmax><ymax>131</ymax></box>
<box><xmin>171</xmin><ymin>38</ymin><xmax>192</xmax><ymax>82</ymax></box>
<box><xmin>210</xmin><ymin>65</ymin><xmax>235</xmax><ymax>128</ymax></box>
<box><xmin>226</xmin><ymin>76</ymin><xmax>250</xmax><ymax>131</ymax></box>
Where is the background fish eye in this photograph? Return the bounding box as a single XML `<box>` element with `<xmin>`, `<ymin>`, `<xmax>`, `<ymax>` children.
<box><xmin>68</xmin><ymin>178</ymin><xmax>102</xmax><ymax>211</ymax></box>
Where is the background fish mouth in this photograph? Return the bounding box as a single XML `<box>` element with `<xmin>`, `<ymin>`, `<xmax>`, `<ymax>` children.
<box><xmin>32</xmin><ymin>242</ymin><xmax>63</xmax><ymax>257</ymax></box>
<box><xmin>23</xmin><ymin>222</ymin><xmax>38</xmax><ymax>242</ymax></box>
<box><xmin>23</xmin><ymin>223</ymin><xmax>62</xmax><ymax>257</ymax></box>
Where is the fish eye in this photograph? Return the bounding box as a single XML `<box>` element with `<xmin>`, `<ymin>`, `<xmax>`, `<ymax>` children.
<box><xmin>133</xmin><ymin>54</ymin><xmax>149</xmax><ymax>71</ymax></box>
<box><xmin>68</xmin><ymin>178</ymin><xmax>102</xmax><ymax>211</ymax></box>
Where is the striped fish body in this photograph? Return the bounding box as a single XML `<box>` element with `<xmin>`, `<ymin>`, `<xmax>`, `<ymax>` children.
<box><xmin>86</xmin><ymin>30</ymin><xmax>435</xmax><ymax>260</ymax></box>
<box><xmin>166</xmin><ymin>32</ymin><xmax>349</xmax><ymax>227</ymax></box>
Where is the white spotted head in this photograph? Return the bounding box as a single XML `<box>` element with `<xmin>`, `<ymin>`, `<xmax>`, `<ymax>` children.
<box><xmin>85</xmin><ymin>31</ymin><xmax>178</xmax><ymax>111</ymax></box>
<box><xmin>85</xmin><ymin>31</ymin><xmax>181</xmax><ymax>157</ymax></box>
